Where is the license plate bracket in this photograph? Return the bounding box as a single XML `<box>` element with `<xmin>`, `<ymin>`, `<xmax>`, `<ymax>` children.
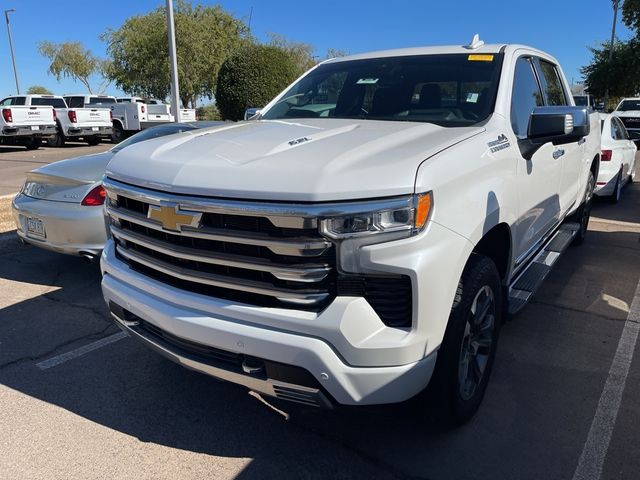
<box><xmin>26</xmin><ymin>217</ymin><xmax>45</xmax><ymax>237</ymax></box>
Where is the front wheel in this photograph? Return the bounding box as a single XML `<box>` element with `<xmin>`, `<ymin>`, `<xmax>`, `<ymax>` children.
<box><xmin>571</xmin><ymin>170</ymin><xmax>595</xmax><ymax>246</ymax></box>
<box><xmin>424</xmin><ymin>255</ymin><xmax>502</xmax><ymax>426</ymax></box>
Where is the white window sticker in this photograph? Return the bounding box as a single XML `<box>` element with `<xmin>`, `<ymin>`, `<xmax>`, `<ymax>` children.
<box><xmin>466</xmin><ymin>92</ymin><xmax>479</xmax><ymax>103</ymax></box>
<box><xmin>356</xmin><ymin>78</ymin><xmax>379</xmax><ymax>85</ymax></box>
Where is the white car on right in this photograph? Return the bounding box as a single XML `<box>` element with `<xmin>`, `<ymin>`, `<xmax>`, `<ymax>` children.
<box><xmin>595</xmin><ymin>113</ymin><xmax>637</xmax><ymax>202</ymax></box>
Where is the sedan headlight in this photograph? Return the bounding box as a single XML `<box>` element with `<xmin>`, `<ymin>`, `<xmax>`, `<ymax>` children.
<box><xmin>320</xmin><ymin>192</ymin><xmax>432</xmax><ymax>239</ymax></box>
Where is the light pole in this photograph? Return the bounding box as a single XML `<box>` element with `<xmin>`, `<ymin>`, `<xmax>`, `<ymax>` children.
<box><xmin>4</xmin><ymin>8</ymin><xmax>20</xmax><ymax>95</ymax></box>
<box><xmin>603</xmin><ymin>0</ymin><xmax>619</xmax><ymax>112</ymax></box>
<box><xmin>165</xmin><ymin>0</ymin><xmax>181</xmax><ymax>122</ymax></box>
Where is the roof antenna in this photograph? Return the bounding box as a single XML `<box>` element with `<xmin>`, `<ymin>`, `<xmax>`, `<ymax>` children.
<box><xmin>465</xmin><ymin>34</ymin><xmax>484</xmax><ymax>50</ymax></box>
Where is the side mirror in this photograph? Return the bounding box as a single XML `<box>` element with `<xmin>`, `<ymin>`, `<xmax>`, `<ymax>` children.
<box><xmin>244</xmin><ymin>107</ymin><xmax>262</xmax><ymax>120</ymax></box>
<box><xmin>528</xmin><ymin>106</ymin><xmax>590</xmax><ymax>145</ymax></box>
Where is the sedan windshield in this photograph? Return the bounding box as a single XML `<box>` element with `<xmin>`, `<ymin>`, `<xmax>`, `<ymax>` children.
<box><xmin>261</xmin><ymin>53</ymin><xmax>504</xmax><ymax>127</ymax></box>
<box><xmin>617</xmin><ymin>100</ymin><xmax>640</xmax><ymax>111</ymax></box>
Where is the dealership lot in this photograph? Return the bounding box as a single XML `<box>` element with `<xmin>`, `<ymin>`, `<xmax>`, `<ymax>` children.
<box><xmin>0</xmin><ymin>146</ymin><xmax>639</xmax><ymax>479</ymax></box>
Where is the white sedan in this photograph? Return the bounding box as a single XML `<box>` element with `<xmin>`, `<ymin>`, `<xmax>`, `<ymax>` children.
<box><xmin>12</xmin><ymin>122</ymin><xmax>223</xmax><ymax>261</ymax></box>
<box><xmin>595</xmin><ymin>114</ymin><xmax>637</xmax><ymax>203</ymax></box>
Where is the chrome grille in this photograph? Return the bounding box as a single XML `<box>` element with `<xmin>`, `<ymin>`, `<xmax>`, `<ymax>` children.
<box><xmin>103</xmin><ymin>178</ymin><xmax>337</xmax><ymax>310</ymax></box>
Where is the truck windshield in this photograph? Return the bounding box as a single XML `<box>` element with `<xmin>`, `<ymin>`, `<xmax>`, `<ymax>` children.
<box><xmin>261</xmin><ymin>53</ymin><xmax>504</xmax><ymax>127</ymax></box>
<box><xmin>30</xmin><ymin>97</ymin><xmax>67</xmax><ymax>108</ymax></box>
<box><xmin>617</xmin><ymin>100</ymin><xmax>640</xmax><ymax>111</ymax></box>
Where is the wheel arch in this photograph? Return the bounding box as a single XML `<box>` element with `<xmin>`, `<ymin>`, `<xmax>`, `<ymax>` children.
<box><xmin>470</xmin><ymin>222</ymin><xmax>513</xmax><ymax>284</ymax></box>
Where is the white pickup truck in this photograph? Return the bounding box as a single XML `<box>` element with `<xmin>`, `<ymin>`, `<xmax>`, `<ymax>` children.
<box><xmin>117</xmin><ymin>97</ymin><xmax>197</xmax><ymax>123</ymax></box>
<box><xmin>65</xmin><ymin>94</ymin><xmax>147</xmax><ymax>143</ymax></box>
<box><xmin>0</xmin><ymin>96</ymin><xmax>56</xmax><ymax>149</ymax></box>
<box><xmin>100</xmin><ymin>38</ymin><xmax>600</xmax><ymax>425</ymax></box>
<box><xmin>4</xmin><ymin>95</ymin><xmax>112</xmax><ymax>147</ymax></box>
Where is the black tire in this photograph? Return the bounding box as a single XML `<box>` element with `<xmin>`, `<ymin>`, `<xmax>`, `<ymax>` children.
<box><xmin>111</xmin><ymin>122</ymin><xmax>124</xmax><ymax>143</ymax></box>
<box><xmin>609</xmin><ymin>170</ymin><xmax>622</xmax><ymax>204</ymax></box>
<box><xmin>24</xmin><ymin>137</ymin><xmax>41</xmax><ymax>150</ymax></box>
<box><xmin>571</xmin><ymin>170</ymin><xmax>595</xmax><ymax>246</ymax></box>
<box><xmin>46</xmin><ymin>127</ymin><xmax>66</xmax><ymax>147</ymax></box>
<box><xmin>424</xmin><ymin>254</ymin><xmax>502</xmax><ymax>426</ymax></box>
<box><xmin>86</xmin><ymin>136</ymin><xmax>100</xmax><ymax>146</ymax></box>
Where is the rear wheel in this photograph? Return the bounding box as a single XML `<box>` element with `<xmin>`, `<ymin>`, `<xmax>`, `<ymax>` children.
<box><xmin>111</xmin><ymin>122</ymin><xmax>124</xmax><ymax>143</ymax></box>
<box><xmin>24</xmin><ymin>136</ymin><xmax>41</xmax><ymax>150</ymax></box>
<box><xmin>610</xmin><ymin>170</ymin><xmax>622</xmax><ymax>204</ymax></box>
<box><xmin>571</xmin><ymin>170</ymin><xmax>595</xmax><ymax>246</ymax></box>
<box><xmin>46</xmin><ymin>128</ymin><xmax>66</xmax><ymax>148</ymax></box>
<box><xmin>86</xmin><ymin>136</ymin><xmax>100</xmax><ymax>146</ymax></box>
<box><xmin>424</xmin><ymin>255</ymin><xmax>502</xmax><ymax>426</ymax></box>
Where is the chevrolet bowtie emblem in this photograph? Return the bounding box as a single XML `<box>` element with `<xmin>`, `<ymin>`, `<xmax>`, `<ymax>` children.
<box><xmin>147</xmin><ymin>204</ymin><xmax>202</xmax><ymax>232</ymax></box>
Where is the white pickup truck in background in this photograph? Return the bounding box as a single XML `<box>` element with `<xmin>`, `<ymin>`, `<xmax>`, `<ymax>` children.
<box><xmin>65</xmin><ymin>94</ymin><xmax>147</xmax><ymax>143</ymax></box>
<box><xmin>6</xmin><ymin>95</ymin><xmax>113</xmax><ymax>147</ymax></box>
<box><xmin>613</xmin><ymin>97</ymin><xmax>640</xmax><ymax>137</ymax></box>
<box><xmin>117</xmin><ymin>97</ymin><xmax>197</xmax><ymax>123</ymax></box>
<box><xmin>0</xmin><ymin>96</ymin><xmax>56</xmax><ymax>150</ymax></box>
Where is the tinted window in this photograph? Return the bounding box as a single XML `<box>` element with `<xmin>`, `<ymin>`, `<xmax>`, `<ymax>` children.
<box><xmin>574</xmin><ymin>95</ymin><xmax>589</xmax><ymax>106</ymax></box>
<box><xmin>537</xmin><ymin>60</ymin><xmax>567</xmax><ymax>106</ymax></box>
<box><xmin>262</xmin><ymin>54</ymin><xmax>504</xmax><ymax>127</ymax></box>
<box><xmin>89</xmin><ymin>97</ymin><xmax>116</xmax><ymax>105</ymax></box>
<box><xmin>12</xmin><ymin>97</ymin><xmax>26</xmax><ymax>105</ymax></box>
<box><xmin>30</xmin><ymin>97</ymin><xmax>67</xmax><ymax>108</ymax></box>
<box><xmin>65</xmin><ymin>97</ymin><xmax>84</xmax><ymax>108</ymax></box>
<box><xmin>612</xmin><ymin>117</ymin><xmax>629</xmax><ymax>140</ymax></box>
<box><xmin>617</xmin><ymin>100</ymin><xmax>640</xmax><ymax>111</ymax></box>
<box><xmin>111</xmin><ymin>124</ymin><xmax>198</xmax><ymax>153</ymax></box>
<box><xmin>510</xmin><ymin>57</ymin><xmax>543</xmax><ymax>138</ymax></box>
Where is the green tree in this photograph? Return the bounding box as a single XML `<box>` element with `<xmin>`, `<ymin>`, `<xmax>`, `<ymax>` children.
<box><xmin>26</xmin><ymin>85</ymin><xmax>53</xmax><ymax>95</ymax></box>
<box><xmin>215</xmin><ymin>44</ymin><xmax>300</xmax><ymax>120</ymax></box>
<box><xmin>196</xmin><ymin>103</ymin><xmax>222</xmax><ymax>121</ymax></box>
<box><xmin>622</xmin><ymin>0</ymin><xmax>640</xmax><ymax>34</ymax></box>
<box><xmin>581</xmin><ymin>39</ymin><xmax>640</xmax><ymax>104</ymax></box>
<box><xmin>102</xmin><ymin>1</ymin><xmax>247</xmax><ymax>108</ymax></box>
<box><xmin>38</xmin><ymin>41</ymin><xmax>108</xmax><ymax>93</ymax></box>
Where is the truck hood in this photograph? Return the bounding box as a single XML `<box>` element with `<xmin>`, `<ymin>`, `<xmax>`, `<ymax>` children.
<box><xmin>106</xmin><ymin>119</ymin><xmax>483</xmax><ymax>201</ymax></box>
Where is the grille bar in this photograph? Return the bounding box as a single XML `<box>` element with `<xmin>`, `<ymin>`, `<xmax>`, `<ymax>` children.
<box><xmin>111</xmin><ymin>225</ymin><xmax>331</xmax><ymax>283</ymax></box>
<box><xmin>107</xmin><ymin>206</ymin><xmax>331</xmax><ymax>257</ymax></box>
<box><xmin>116</xmin><ymin>245</ymin><xmax>330</xmax><ymax>306</ymax></box>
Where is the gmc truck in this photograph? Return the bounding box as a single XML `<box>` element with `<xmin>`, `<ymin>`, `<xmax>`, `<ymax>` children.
<box><xmin>0</xmin><ymin>96</ymin><xmax>56</xmax><ymax>149</ymax></box>
<box><xmin>3</xmin><ymin>95</ymin><xmax>112</xmax><ymax>147</ymax></box>
<box><xmin>101</xmin><ymin>38</ymin><xmax>600</xmax><ymax>424</ymax></box>
<box><xmin>64</xmin><ymin>94</ymin><xmax>147</xmax><ymax>143</ymax></box>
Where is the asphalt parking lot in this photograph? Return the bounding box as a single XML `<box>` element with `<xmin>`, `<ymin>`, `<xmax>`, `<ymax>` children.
<box><xmin>0</xmin><ymin>146</ymin><xmax>639</xmax><ymax>479</ymax></box>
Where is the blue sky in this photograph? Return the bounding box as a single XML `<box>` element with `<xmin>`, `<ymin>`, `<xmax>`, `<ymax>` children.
<box><xmin>0</xmin><ymin>0</ymin><xmax>633</xmax><ymax>102</ymax></box>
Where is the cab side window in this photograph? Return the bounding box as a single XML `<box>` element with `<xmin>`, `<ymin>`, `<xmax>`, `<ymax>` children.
<box><xmin>0</xmin><ymin>98</ymin><xmax>12</xmax><ymax>106</ymax></box>
<box><xmin>536</xmin><ymin>60</ymin><xmax>568</xmax><ymax>106</ymax></box>
<box><xmin>511</xmin><ymin>57</ymin><xmax>544</xmax><ymax>139</ymax></box>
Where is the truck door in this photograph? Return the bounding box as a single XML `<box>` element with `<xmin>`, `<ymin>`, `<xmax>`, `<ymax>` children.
<box><xmin>510</xmin><ymin>56</ymin><xmax>562</xmax><ymax>262</ymax></box>
<box><xmin>534</xmin><ymin>58</ymin><xmax>582</xmax><ymax>215</ymax></box>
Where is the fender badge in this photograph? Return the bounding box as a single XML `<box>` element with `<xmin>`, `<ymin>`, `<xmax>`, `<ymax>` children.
<box><xmin>487</xmin><ymin>134</ymin><xmax>510</xmax><ymax>153</ymax></box>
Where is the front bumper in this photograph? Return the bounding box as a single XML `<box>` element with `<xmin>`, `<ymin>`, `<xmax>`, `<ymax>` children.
<box><xmin>12</xmin><ymin>193</ymin><xmax>107</xmax><ymax>256</ymax></box>
<box><xmin>100</xmin><ymin>219</ymin><xmax>473</xmax><ymax>405</ymax></box>
<box><xmin>66</xmin><ymin>125</ymin><xmax>113</xmax><ymax>137</ymax></box>
<box><xmin>2</xmin><ymin>125</ymin><xmax>56</xmax><ymax>137</ymax></box>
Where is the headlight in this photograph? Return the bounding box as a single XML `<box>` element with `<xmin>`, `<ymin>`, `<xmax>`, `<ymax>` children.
<box><xmin>320</xmin><ymin>192</ymin><xmax>432</xmax><ymax>239</ymax></box>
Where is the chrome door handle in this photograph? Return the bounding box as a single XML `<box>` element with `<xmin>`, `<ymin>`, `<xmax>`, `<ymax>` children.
<box><xmin>552</xmin><ymin>149</ymin><xmax>565</xmax><ymax>159</ymax></box>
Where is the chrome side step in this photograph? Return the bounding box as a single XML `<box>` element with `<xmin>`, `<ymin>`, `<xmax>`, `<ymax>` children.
<box><xmin>508</xmin><ymin>222</ymin><xmax>579</xmax><ymax>316</ymax></box>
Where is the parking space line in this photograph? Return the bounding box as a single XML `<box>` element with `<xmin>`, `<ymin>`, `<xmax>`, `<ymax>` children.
<box><xmin>572</xmin><ymin>278</ymin><xmax>640</xmax><ymax>480</ymax></box>
<box><xmin>36</xmin><ymin>331</ymin><xmax>129</xmax><ymax>370</ymax></box>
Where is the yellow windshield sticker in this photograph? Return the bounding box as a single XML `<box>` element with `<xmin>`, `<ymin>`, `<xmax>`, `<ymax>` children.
<box><xmin>468</xmin><ymin>54</ymin><xmax>494</xmax><ymax>61</ymax></box>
